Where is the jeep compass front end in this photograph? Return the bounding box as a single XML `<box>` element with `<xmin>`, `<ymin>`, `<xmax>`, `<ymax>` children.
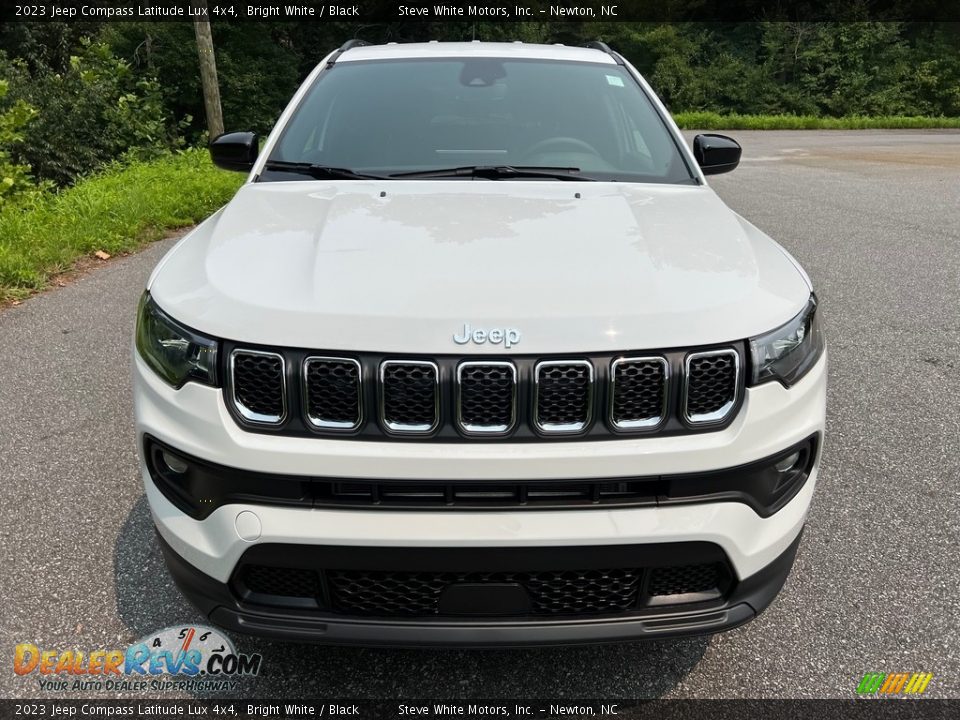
<box><xmin>133</xmin><ymin>41</ymin><xmax>826</xmax><ymax>646</ymax></box>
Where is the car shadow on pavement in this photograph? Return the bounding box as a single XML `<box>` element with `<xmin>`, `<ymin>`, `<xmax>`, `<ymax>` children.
<box><xmin>116</xmin><ymin>496</ymin><xmax>708</xmax><ymax>698</ymax></box>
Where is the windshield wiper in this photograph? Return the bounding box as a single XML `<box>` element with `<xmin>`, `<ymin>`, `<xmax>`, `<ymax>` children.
<box><xmin>262</xmin><ymin>161</ymin><xmax>388</xmax><ymax>180</ymax></box>
<box><xmin>388</xmin><ymin>165</ymin><xmax>595</xmax><ymax>181</ymax></box>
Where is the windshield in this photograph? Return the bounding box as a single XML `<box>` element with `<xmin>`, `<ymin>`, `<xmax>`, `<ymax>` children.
<box><xmin>265</xmin><ymin>58</ymin><xmax>695</xmax><ymax>184</ymax></box>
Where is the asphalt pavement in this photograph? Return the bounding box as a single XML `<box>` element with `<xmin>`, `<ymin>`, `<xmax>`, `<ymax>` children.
<box><xmin>1</xmin><ymin>130</ymin><xmax>958</xmax><ymax>699</ymax></box>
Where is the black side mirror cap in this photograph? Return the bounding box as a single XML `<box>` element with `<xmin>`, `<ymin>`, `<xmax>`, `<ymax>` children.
<box><xmin>209</xmin><ymin>131</ymin><xmax>259</xmax><ymax>172</ymax></box>
<box><xmin>692</xmin><ymin>134</ymin><xmax>741</xmax><ymax>175</ymax></box>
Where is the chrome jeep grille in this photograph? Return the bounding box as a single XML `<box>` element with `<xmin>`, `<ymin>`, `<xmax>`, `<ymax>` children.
<box><xmin>225</xmin><ymin>344</ymin><xmax>743</xmax><ymax>439</ymax></box>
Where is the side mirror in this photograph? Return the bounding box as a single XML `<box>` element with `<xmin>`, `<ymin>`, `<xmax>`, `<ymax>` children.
<box><xmin>209</xmin><ymin>131</ymin><xmax>259</xmax><ymax>172</ymax></box>
<box><xmin>692</xmin><ymin>134</ymin><xmax>741</xmax><ymax>175</ymax></box>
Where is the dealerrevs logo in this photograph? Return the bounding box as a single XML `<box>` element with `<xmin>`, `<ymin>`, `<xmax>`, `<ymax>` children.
<box><xmin>14</xmin><ymin>625</ymin><xmax>261</xmax><ymax>693</ymax></box>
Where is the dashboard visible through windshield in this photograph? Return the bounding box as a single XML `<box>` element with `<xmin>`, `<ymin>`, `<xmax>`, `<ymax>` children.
<box><xmin>263</xmin><ymin>57</ymin><xmax>695</xmax><ymax>184</ymax></box>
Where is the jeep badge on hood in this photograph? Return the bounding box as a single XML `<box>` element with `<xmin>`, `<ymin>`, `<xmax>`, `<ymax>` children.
<box><xmin>453</xmin><ymin>324</ymin><xmax>522</xmax><ymax>348</ymax></box>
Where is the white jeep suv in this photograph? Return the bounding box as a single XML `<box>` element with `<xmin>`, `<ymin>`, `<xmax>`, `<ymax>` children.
<box><xmin>133</xmin><ymin>40</ymin><xmax>826</xmax><ymax>646</ymax></box>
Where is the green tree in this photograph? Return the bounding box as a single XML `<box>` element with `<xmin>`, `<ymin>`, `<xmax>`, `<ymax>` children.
<box><xmin>0</xmin><ymin>79</ymin><xmax>41</xmax><ymax>206</ymax></box>
<box><xmin>0</xmin><ymin>40</ymin><xmax>177</xmax><ymax>186</ymax></box>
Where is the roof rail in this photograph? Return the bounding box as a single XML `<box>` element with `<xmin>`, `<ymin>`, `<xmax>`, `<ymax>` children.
<box><xmin>582</xmin><ymin>40</ymin><xmax>625</xmax><ymax>65</ymax></box>
<box><xmin>339</xmin><ymin>39</ymin><xmax>371</xmax><ymax>52</ymax></box>
<box><xmin>326</xmin><ymin>38</ymin><xmax>372</xmax><ymax>67</ymax></box>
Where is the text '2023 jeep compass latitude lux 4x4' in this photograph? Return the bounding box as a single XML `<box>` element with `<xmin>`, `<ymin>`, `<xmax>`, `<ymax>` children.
<box><xmin>134</xmin><ymin>40</ymin><xmax>826</xmax><ymax>645</ymax></box>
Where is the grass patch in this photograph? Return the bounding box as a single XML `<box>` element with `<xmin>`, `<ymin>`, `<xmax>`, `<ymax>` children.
<box><xmin>673</xmin><ymin>112</ymin><xmax>960</xmax><ymax>130</ymax></box>
<box><xmin>0</xmin><ymin>148</ymin><xmax>243</xmax><ymax>304</ymax></box>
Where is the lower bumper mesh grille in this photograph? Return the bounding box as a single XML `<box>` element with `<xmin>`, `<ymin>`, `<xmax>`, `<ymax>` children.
<box><xmin>328</xmin><ymin>568</ymin><xmax>644</xmax><ymax>616</ymax></box>
<box><xmin>235</xmin><ymin>561</ymin><xmax>731</xmax><ymax>617</ymax></box>
<box><xmin>648</xmin><ymin>563</ymin><xmax>721</xmax><ymax>596</ymax></box>
<box><xmin>242</xmin><ymin>564</ymin><xmax>318</xmax><ymax>599</ymax></box>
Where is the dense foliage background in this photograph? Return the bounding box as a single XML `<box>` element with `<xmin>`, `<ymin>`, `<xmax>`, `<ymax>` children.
<box><xmin>0</xmin><ymin>20</ymin><xmax>958</xmax><ymax>196</ymax></box>
<box><xmin>0</xmin><ymin>20</ymin><xmax>957</xmax><ymax>302</ymax></box>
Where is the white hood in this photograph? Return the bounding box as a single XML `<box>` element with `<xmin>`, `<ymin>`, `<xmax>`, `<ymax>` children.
<box><xmin>149</xmin><ymin>180</ymin><xmax>810</xmax><ymax>354</ymax></box>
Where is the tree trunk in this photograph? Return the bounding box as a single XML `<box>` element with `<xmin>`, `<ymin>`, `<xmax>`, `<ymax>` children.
<box><xmin>192</xmin><ymin>0</ymin><xmax>224</xmax><ymax>139</ymax></box>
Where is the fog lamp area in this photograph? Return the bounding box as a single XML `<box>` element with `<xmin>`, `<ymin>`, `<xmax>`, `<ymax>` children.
<box><xmin>144</xmin><ymin>437</ymin><xmax>312</xmax><ymax>520</ymax></box>
<box><xmin>663</xmin><ymin>435</ymin><xmax>819</xmax><ymax>518</ymax></box>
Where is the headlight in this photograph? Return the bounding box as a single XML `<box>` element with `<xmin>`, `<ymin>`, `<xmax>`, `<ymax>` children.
<box><xmin>749</xmin><ymin>294</ymin><xmax>824</xmax><ymax>387</ymax></box>
<box><xmin>135</xmin><ymin>292</ymin><xmax>218</xmax><ymax>388</ymax></box>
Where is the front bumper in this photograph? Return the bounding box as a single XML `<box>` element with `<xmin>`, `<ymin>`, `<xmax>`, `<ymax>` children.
<box><xmin>158</xmin><ymin>530</ymin><xmax>803</xmax><ymax>647</ymax></box>
<box><xmin>135</xmin><ymin>352</ymin><xmax>825</xmax><ymax>645</ymax></box>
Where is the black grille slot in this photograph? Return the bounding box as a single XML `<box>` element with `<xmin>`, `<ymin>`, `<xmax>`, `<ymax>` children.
<box><xmin>648</xmin><ymin>562</ymin><xmax>724</xmax><ymax>598</ymax></box>
<box><xmin>304</xmin><ymin>357</ymin><xmax>361</xmax><ymax>430</ymax></box>
<box><xmin>611</xmin><ymin>357</ymin><xmax>667</xmax><ymax>430</ymax></box>
<box><xmin>380</xmin><ymin>361</ymin><xmax>439</xmax><ymax>433</ymax></box>
<box><xmin>241</xmin><ymin>565</ymin><xmax>319</xmax><ymax>599</ymax></box>
<box><xmin>535</xmin><ymin>361</ymin><xmax>593</xmax><ymax>433</ymax></box>
<box><xmin>457</xmin><ymin>362</ymin><xmax>516</xmax><ymax>433</ymax></box>
<box><xmin>231</xmin><ymin>351</ymin><xmax>285</xmax><ymax>423</ymax></box>
<box><xmin>327</xmin><ymin>568</ymin><xmax>642</xmax><ymax>617</ymax></box>
<box><xmin>685</xmin><ymin>350</ymin><xmax>738</xmax><ymax>423</ymax></box>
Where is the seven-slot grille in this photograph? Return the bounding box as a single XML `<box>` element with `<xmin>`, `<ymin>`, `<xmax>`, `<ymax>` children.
<box><xmin>226</xmin><ymin>347</ymin><xmax>742</xmax><ymax>438</ymax></box>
